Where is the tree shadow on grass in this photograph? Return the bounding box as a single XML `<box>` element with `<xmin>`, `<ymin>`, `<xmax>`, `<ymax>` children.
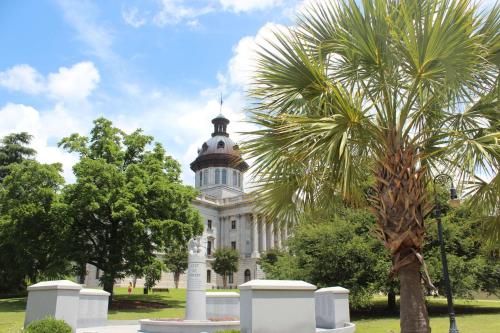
<box><xmin>0</xmin><ymin>298</ymin><xmax>26</xmax><ymax>313</ymax></box>
<box><xmin>351</xmin><ymin>299</ymin><xmax>500</xmax><ymax>320</ymax></box>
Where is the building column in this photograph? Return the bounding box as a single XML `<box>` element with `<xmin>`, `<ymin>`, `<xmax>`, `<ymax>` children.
<box><xmin>276</xmin><ymin>224</ymin><xmax>282</xmax><ymax>249</ymax></box>
<box><xmin>251</xmin><ymin>214</ymin><xmax>260</xmax><ymax>258</ymax></box>
<box><xmin>260</xmin><ymin>216</ymin><xmax>267</xmax><ymax>253</ymax></box>
<box><xmin>269</xmin><ymin>221</ymin><xmax>275</xmax><ymax>249</ymax></box>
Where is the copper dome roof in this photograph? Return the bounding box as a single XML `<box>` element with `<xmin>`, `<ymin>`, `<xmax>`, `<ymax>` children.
<box><xmin>190</xmin><ymin>114</ymin><xmax>249</xmax><ymax>172</ymax></box>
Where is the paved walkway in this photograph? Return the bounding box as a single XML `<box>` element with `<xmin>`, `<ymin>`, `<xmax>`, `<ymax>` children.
<box><xmin>77</xmin><ymin>321</ymin><xmax>140</xmax><ymax>333</ymax></box>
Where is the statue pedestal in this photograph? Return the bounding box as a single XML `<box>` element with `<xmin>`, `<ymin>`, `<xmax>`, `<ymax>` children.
<box><xmin>185</xmin><ymin>242</ymin><xmax>207</xmax><ymax>321</ymax></box>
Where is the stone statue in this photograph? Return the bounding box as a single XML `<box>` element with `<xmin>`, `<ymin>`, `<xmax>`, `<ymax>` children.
<box><xmin>188</xmin><ymin>236</ymin><xmax>207</xmax><ymax>256</ymax></box>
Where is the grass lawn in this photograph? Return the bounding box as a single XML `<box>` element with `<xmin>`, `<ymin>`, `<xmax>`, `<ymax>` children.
<box><xmin>1</xmin><ymin>288</ymin><xmax>499</xmax><ymax>333</ymax></box>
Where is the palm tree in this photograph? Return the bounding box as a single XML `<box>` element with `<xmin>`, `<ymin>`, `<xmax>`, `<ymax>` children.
<box><xmin>243</xmin><ymin>1</ymin><xmax>499</xmax><ymax>332</ymax></box>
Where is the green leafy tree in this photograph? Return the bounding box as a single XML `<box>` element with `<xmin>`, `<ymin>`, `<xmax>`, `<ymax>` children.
<box><xmin>144</xmin><ymin>259</ymin><xmax>165</xmax><ymax>291</ymax></box>
<box><xmin>0</xmin><ymin>132</ymin><xmax>36</xmax><ymax>181</ymax></box>
<box><xmin>60</xmin><ymin>118</ymin><xmax>202</xmax><ymax>302</ymax></box>
<box><xmin>261</xmin><ymin>209</ymin><xmax>390</xmax><ymax>309</ymax></box>
<box><xmin>164</xmin><ymin>245</ymin><xmax>188</xmax><ymax>289</ymax></box>
<box><xmin>424</xmin><ymin>205</ymin><xmax>500</xmax><ymax>299</ymax></box>
<box><xmin>0</xmin><ymin>160</ymin><xmax>70</xmax><ymax>292</ymax></box>
<box><xmin>212</xmin><ymin>248</ymin><xmax>239</xmax><ymax>288</ymax></box>
<box><xmin>244</xmin><ymin>1</ymin><xmax>499</xmax><ymax>331</ymax></box>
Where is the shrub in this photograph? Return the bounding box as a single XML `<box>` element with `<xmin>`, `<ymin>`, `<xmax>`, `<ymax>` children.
<box><xmin>25</xmin><ymin>317</ymin><xmax>72</xmax><ymax>333</ymax></box>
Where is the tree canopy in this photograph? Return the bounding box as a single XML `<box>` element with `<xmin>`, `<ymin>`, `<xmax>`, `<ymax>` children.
<box><xmin>212</xmin><ymin>247</ymin><xmax>239</xmax><ymax>288</ymax></box>
<box><xmin>60</xmin><ymin>118</ymin><xmax>202</xmax><ymax>298</ymax></box>
<box><xmin>0</xmin><ymin>160</ymin><xmax>70</xmax><ymax>292</ymax></box>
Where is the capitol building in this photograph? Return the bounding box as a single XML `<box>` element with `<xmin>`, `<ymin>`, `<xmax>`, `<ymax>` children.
<box><xmin>84</xmin><ymin>114</ymin><xmax>288</xmax><ymax>289</ymax></box>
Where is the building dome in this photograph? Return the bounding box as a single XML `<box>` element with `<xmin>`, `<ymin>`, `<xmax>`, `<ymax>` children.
<box><xmin>190</xmin><ymin>114</ymin><xmax>249</xmax><ymax>172</ymax></box>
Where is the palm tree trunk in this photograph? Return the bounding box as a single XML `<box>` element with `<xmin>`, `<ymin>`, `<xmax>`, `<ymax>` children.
<box><xmin>399</xmin><ymin>261</ymin><xmax>430</xmax><ymax>333</ymax></box>
<box><xmin>372</xmin><ymin>138</ymin><xmax>432</xmax><ymax>333</ymax></box>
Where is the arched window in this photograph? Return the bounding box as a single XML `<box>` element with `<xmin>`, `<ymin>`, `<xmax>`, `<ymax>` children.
<box><xmin>233</xmin><ymin>170</ymin><xmax>237</xmax><ymax>186</ymax></box>
<box><xmin>217</xmin><ymin>140</ymin><xmax>225</xmax><ymax>149</ymax></box>
<box><xmin>221</xmin><ymin>169</ymin><xmax>227</xmax><ymax>184</ymax></box>
<box><xmin>203</xmin><ymin>169</ymin><xmax>208</xmax><ymax>185</ymax></box>
<box><xmin>215</xmin><ymin>169</ymin><xmax>221</xmax><ymax>184</ymax></box>
<box><xmin>202</xmin><ymin>142</ymin><xmax>208</xmax><ymax>151</ymax></box>
<box><xmin>244</xmin><ymin>269</ymin><xmax>251</xmax><ymax>283</ymax></box>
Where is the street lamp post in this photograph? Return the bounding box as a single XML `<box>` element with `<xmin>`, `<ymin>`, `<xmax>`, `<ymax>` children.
<box><xmin>433</xmin><ymin>174</ymin><xmax>459</xmax><ymax>333</ymax></box>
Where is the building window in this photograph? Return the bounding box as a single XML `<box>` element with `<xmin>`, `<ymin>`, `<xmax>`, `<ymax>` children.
<box><xmin>233</xmin><ymin>170</ymin><xmax>237</xmax><ymax>186</ymax></box>
<box><xmin>238</xmin><ymin>173</ymin><xmax>242</xmax><ymax>188</ymax></box>
<box><xmin>203</xmin><ymin>169</ymin><xmax>208</xmax><ymax>185</ymax></box>
<box><xmin>95</xmin><ymin>268</ymin><xmax>100</xmax><ymax>279</ymax></box>
<box><xmin>244</xmin><ymin>269</ymin><xmax>251</xmax><ymax>283</ymax></box>
<box><xmin>207</xmin><ymin>240</ymin><xmax>212</xmax><ymax>256</ymax></box>
<box><xmin>222</xmin><ymin>169</ymin><xmax>227</xmax><ymax>184</ymax></box>
<box><xmin>207</xmin><ymin>270</ymin><xmax>211</xmax><ymax>283</ymax></box>
<box><xmin>215</xmin><ymin>169</ymin><xmax>221</xmax><ymax>184</ymax></box>
<box><xmin>231</xmin><ymin>220</ymin><xmax>236</xmax><ymax>229</ymax></box>
<box><xmin>207</xmin><ymin>219</ymin><xmax>212</xmax><ymax>230</ymax></box>
<box><xmin>228</xmin><ymin>272</ymin><xmax>234</xmax><ymax>284</ymax></box>
<box><xmin>217</xmin><ymin>140</ymin><xmax>225</xmax><ymax>149</ymax></box>
<box><xmin>231</xmin><ymin>241</ymin><xmax>236</xmax><ymax>250</ymax></box>
<box><xmin>199</xmin><ymin>171</ymin><xmax>203</xmax><ymax>186</ymax></box>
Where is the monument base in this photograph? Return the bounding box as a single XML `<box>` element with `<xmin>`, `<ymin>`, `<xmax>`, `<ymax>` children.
<box><xmin>139</xmin><ymin>319</ymin><xmax>240</xmax><ymax>333</ymax></box>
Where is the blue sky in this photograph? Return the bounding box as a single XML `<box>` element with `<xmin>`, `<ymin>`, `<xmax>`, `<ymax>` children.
<box><xmin>0</xmin><ymin>0</ymin><xmax>496</xmax><ymax>185</ymax></box>
<box><xmin>0</xmin><ymin>0</ymin><xmax>304</xmax><ymax>184</ymax></box>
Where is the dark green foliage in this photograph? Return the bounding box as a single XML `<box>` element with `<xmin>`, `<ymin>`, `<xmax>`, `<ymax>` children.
<box><xmin>144</xmin><ymin>259</ymin><xmax>165</xmax><ymax>290</ymax></box>
<box><xmin>261</xmin><ymin>208</ymin><xmax>389</xmax><ymax>309</ymax></box>
<box><xmin>60</xmin><ymin>118</ymin><xmax>203</xmax><ymax>298</ymax></box>
<box><xmin>212</xmin><ymin>248</ymin><xmax>239</xmax><ymax>288</ymax></box>
<box><xmin>0</xmin><ymin>132</ymin><xmax>36</xmax><ymax>181</ymax></box>
<box><xmin>424</xmin><ymin>205</ymin><xmax>500</xmax><ymax>298</ymax></box>
<box><xmin>25</xmin><ymin>317</ymin><xmax>72</xmax><ymax>333</ymax></box>
<box><xmin>0</xmin><ymin>160</ymin><xmax>70</xmax><ymax>292</ymax></box>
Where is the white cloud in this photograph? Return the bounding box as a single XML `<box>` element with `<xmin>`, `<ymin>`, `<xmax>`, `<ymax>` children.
<box><xmin>0</xmin><ymin>62</ymin><xmax>100</xmax><ymax>103</ymax></box>
<box><xmin>0</xmin><ymin>103</ymin><xmax>87</xmax><ymax>182</ymax></box>
<box><xmin>122</xmin><ymin>6</ymin><xmax>147</xmax><ymax>28</ymax></box>
<box><xmin>57</xmin><ymin>0</ymin><xmax>116</xmax><ymax>61</ymax></box>
<box><xmin>227</xmin><ymin>22</ymin><xmax>289</xmax><ymax>88</ymax></box>
<box><xmin>47</xmin><ymin>62</ymin><xmax>100</xmax><ymax>101</ymax></box>
<box><xmin>153</xmin><ymin>0</ymin><xmax>213</xmax><ymax>26</ymax></box>
<box><xmin>0</xmin><ymin>64</ymin><xmax>45</xmax><ymax>94</ymax></box>
<box><xmin>219</xmin><ymin>0</ymin><xmax>283</xmax><ymax>13</ymax></box>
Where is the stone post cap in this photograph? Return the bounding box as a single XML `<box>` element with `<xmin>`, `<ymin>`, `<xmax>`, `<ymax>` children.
<box><xmin>239</xmin><ymin>279</ymin><xmax>316</xmax><ymax>291</ymax></box>
<box><xmin>315</xmin><ymin>286</ymin><xmax>350</xmax><ymax>294</ymax></box>
<box><xmin>205</xmin><ymin>292</ymin><xmax>240</xmax><ymax>298</ymax></box>
<box><xmin>80</xmin><ymin>288</ymin><xmax>110</xmax><ymax>296</ymax></box>
<box><xmin>27</xmin><ymin>280</ymin><xmax>82</xmax><ymax>291</ymax></box>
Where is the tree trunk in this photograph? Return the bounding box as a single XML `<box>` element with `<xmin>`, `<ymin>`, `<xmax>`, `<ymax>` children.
<box><xmin>174</xmin><ymin>272</ymin><xmax>180</xmax><ymax>289</ymax></box>
<box><xmin>132</xmin><ymin>276</ymin><xmax>137</xmax><ymax>288</ymax></box>
<box><xmin>399</xmin><ymin>262</ymin><xmax>430</xmax><ymax>333</ymax></box>
<box><xmin>223</xmin><ymin>273</ymin><xmax>227</xmax><ymax>289</ymax></box>
<box><xmin>387</xmin><ymin>290</ymin><xmax>396</xmax><ymax>311</ymax></box>
<box><xmin>102</xmin><ymin>275</ymin><xmax>115</xmax><ymax>309</ymax></box>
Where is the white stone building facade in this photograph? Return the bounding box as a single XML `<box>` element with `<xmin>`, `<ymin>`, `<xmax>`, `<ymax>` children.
<box><xmin>84</xmin><ymin>114</ymin><xmax>287</xmax><ymax>289</ymax></box>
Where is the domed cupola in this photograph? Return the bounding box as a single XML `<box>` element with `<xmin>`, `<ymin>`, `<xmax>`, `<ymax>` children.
<box><xmin>190</xmin><ymin>114</ymin><xmax>249</xmax><ymax>195</ymax></box>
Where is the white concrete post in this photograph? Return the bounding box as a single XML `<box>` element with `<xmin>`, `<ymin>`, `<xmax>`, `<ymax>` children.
<box><xmin>206</xmin><ymin>292</ymin><xmax>240</xmax><ymax>319</ymax></box>
<box><xmin>260</xmin><ymin>216</ymin><xmax>267</xmax><ymax>253</ymax></box>
<box><xmin>77</xmin><ymin>289</ymin><xmax>110</xmax><ymax>328</ymax></box>
<box><xmin>315</xmin><ymin>287</ymin><xmax>351</xmax><ymax>329</ymax></box>
<box><xmin>185</xmin><ymin>236</ymin><xmax>208</xmax><ymax>321</ymax></box>
<box><xmin>25</xmin><ymin>280</ymin><xmax>82</xmax><ymax>332</ymax></box>
<box><xmin>240</xmin><ymin>280</ymin><xmax>316</xmax><ymax>333</ymax></box>
<box><xmin>251</xmin><ymin>214</ymin><xmax>260</xmax><ymax>258</ymax></box>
